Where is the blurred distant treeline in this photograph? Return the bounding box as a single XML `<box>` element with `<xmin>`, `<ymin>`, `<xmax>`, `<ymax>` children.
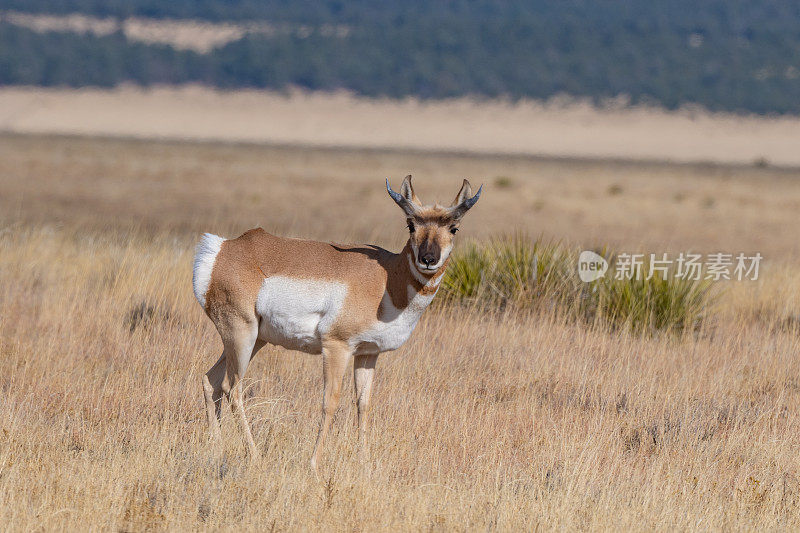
<box><xmin>2</xmin><ymin>0</ymin><xmax>800</xmax><ymax>114</ymax></box>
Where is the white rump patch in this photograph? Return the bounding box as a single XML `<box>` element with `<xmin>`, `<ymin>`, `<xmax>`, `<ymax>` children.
<box><xmin>192</xmin><ymin>233</ymin><xmax>225</xmax><ymax>308</ymax></box>
<box><xmin>256</xmin><ymin>276</ymin><xmax>348</xmax><ymax>354</ymax></box>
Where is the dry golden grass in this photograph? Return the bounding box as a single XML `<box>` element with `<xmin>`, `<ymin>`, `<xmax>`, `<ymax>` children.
<box><xmin>1</xmin><ymin>134</ymin><xmax>800</xmax><ymax>530</ymax></box>
<box><xmin>3</xmin><ymin>133</ymin><xmax>800</xmax><ymax>259</ymax></box>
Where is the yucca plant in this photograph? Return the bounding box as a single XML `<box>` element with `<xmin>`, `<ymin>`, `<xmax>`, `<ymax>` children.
<box><xmin>597</xmin><ymin>273</ymin><xmax>714</xmax><ymax>334</ymax></box>
<box><xmin>439</xmin><ymin>237</ymin><xmax>715</xmax><ymax>335</ymax></box>
<box><xmin>440</xmin><ymin>242</ymin><xmax>491</xmax><ymax>303</ymax></box>
<box><xmin>528</xmin><ymin>239</ymin><xmax>583</xmax><ymax>312</ymax></box>
<box><xmin>484</xmin><ymin>235</ymin><xmax>539</xmax><ymax>304</ymax></box>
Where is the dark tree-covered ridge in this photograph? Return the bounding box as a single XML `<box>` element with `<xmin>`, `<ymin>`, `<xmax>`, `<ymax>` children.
<box><xmin>1</xmin><ymin>1</ymin><xmax>800</xmax><ymax>114</ymax></box>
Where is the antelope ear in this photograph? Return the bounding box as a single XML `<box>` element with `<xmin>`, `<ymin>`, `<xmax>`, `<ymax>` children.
<box><xmin>399</xmin><ymin>175</ymin><xmax>422</xmax><ymax>206</ymax></box>
<box><xmin>451</xmin><ymin>179</ymin><xmax>473</xmax><ymax>207</ymax></box>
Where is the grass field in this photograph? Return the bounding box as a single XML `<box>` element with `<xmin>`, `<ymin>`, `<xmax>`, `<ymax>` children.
<box><xmin>1</xmin><ymin>133</ymin><xmax>800</xmax><ymax>530</ymax></box>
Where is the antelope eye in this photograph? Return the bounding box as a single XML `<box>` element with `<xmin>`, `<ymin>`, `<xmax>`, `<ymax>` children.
<box><xmin>450</xmin><ymin>226</ymin><xmax>459</xmax><ymax>234</ymax></box>
<box><xmin>407</xmin><ymin>221</ymin><xmax>415</xmax><ymax>232</ymax></box>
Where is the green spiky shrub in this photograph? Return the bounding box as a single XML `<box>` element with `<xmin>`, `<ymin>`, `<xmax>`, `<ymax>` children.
<box><xmin>484</xmin><ymin>235</ymin><xmax>541</xmax><ymax>304</ymax></box>
<box><xmin>440</xmin><ymin>236</ymin><xmax>715</xmax><ymax>335</ymax></box>
<box><xmin>597</xmin><ymin>271</ymin><xmax>714</xmax><ymax>334</ymax></box>
<box><xmin>441</xmin><ymin>235</ymin><xmax>580</xmax><ymax>311</ymax></box>
<box><xmin>439</xmin><ymin>242</ymin><xmax>491</xmax><ymax>303</ymax></box>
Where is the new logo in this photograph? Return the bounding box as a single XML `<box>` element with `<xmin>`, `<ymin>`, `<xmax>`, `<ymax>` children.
<box><xmin>578</xmin><ymin>250</ymin><xmax>608</xmax><ymax>282</ymax></box>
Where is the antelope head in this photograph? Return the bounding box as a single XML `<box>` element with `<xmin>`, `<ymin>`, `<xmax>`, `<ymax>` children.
<box><xmin>386</xmin><ymin>175</ymin><xmax>482</xmax><ymax>274</ymax></box>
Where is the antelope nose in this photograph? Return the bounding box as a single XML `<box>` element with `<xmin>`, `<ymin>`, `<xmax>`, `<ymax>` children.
<box><xmin>420</xmin><ymin>253</ymin><xmax>437</xmax><ymax>267</ymax></box>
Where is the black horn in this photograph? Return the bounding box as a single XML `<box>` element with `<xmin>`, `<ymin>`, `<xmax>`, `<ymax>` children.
<box><xmin>449</xmin><ymin>184</ymin><xmax>482</xmax><ymax>219</ymax></box>
<box><xmin>463</xmin><ymin>185</ymin><xmax>482</xmax><ymax>209</ymax></box>
<box><xmin>386</xmin><ymin>178</ymin><xmax>405</xmax><ymax>205</ymax></box>
<box><xmin>386</xmin><ymin>177</ymin><xmax>420</xmax><ymax>217</ymax></box>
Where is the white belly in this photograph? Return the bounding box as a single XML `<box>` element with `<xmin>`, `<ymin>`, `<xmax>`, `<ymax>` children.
<box><xmin>256</xmin><ymin>276</ymin><xmax>348</xmax><ymax>354</ymax></box>
<box><xmin>353</xmin><ymin>288</ymin><xmax>436</xmax><ymax>354</ymax></box>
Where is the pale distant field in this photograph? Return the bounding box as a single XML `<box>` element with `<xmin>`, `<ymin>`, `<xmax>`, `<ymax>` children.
<box><xmin>1</xmin><ymin>133</ymin><xmax>800</xmax><ymax>530</ymax></box>
<box><xmin>4</xmin><ymin>87</ymin><xmax>800</xmax><ymax>166</ymax></box>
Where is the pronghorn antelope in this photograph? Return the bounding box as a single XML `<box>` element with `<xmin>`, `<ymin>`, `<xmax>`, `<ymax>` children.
<box><xmin>193</xmin><ymin>175</ymin><xmax>481</xmax><ymax>470</ymax></box>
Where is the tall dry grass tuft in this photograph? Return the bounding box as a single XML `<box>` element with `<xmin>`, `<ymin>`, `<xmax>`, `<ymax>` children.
<box><xmin>1</xmin><ymin>226</ymin><xmax>799</xmax><ymax>530</ymax></box>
